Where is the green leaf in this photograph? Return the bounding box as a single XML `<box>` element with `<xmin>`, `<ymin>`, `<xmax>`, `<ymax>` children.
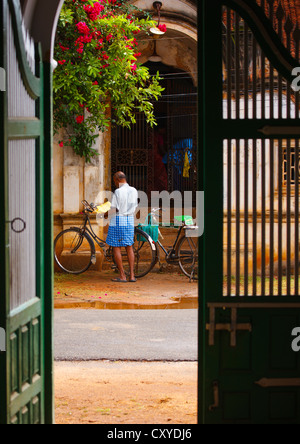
<box><xmin>53</xmin><ymin>0</ymin><xmax>163</xmax><ymax>162</ymax></box>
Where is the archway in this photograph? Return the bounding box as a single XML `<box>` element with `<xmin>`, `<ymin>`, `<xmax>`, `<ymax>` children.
<box><xmin>111</xmin><ymin>63</ymin><xmax>198</xmax><ymax>197</ymax></box>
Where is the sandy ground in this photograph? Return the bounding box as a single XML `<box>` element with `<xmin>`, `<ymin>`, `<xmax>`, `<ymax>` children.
<box><xmin>55</xmin><ymin>361</ymin><xmax>198</xmax><ymax>425</ymax></box>
<box><xmin>54</xmin><ymin>270</ymin><xmax>198</xmax><ymax>309</ymax></box>
<box><xmin>54</xmin><ymin>271</ymin><xmax>198</xmax><ymax>424</ymax></box>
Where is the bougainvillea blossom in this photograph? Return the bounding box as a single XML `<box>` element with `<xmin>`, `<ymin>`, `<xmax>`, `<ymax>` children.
<box><xmin>54</xmin><ymin>0</ymin><xmax>163</xmax><ymax>162</ymax></box>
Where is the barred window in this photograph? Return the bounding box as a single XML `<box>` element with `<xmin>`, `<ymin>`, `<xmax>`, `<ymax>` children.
<box><xmin>283</xmin><ymin>144</ymin><xmax>300</xmax><ymax>186</ymax></box>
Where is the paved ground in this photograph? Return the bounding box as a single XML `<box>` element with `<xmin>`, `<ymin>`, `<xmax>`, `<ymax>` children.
<box><xmin>54</xmin><ymin>309</ymin><xmax>198</xmax><ymax>361</ymax></box>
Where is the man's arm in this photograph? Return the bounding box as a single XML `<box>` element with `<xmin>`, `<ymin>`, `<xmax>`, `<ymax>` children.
<box><xmin>108</xmin><ymin>191</ymin><xmax>119</xmax><ymax>217</ymax></box>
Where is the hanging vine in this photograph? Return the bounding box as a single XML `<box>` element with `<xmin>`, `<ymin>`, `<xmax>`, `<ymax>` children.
<box><xmin>53</xmin><ymin>0</ymin><xmax>164</xmax><ymax>162</ymax></box>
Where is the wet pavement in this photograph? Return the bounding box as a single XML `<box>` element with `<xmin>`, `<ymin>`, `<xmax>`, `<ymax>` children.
<box><xmin>54</xmin><ymin>270</ymin><xmax>198</xmax><ymax>310</ymax></box>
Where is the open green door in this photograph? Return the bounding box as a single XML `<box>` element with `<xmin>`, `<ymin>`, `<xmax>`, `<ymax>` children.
<box><xmin>0</xmin><ymin>0</ymin><xmax>53</xmax><ymax>424</ymax></box>
<box><xmin>200</xmin><ymin>0</ymin><xmax>300</xmax><ymax>424</ymax></box>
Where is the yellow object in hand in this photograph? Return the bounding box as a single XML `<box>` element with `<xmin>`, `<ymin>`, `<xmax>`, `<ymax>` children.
<box><xmin>96</xmin><ymin>201</ymin><xmax>112</xmax><ymax>214</ymax></box>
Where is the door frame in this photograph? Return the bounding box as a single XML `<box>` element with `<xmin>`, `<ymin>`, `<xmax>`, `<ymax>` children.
<box><xmin>0</xmin><ymin>0</ymin><xmax>62</xmax><ymax>424</ymax></box>
<box><xmin>198</xmin><ymin>0</ymin><xmax>300</xmax><ymax>424</ymax></box>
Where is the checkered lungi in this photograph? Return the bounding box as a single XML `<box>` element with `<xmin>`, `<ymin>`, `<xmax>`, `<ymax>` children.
<box><xmin>106</xmin><ymin>215</ymin><xmax>135</xmax><ymax>247</ymax></box>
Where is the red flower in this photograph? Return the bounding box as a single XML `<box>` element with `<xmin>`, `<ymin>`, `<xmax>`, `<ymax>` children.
<box><xmin>59</xmin><ymin>44</ymin><xmax>70</xmax><ymax>51</ymax></box>
<box><xmin>76</xmin><ymin>115</ymin><xmax>84</xmax><ymax>124</ymax></box>
<box><xmin>58</xmin><ymin>60</ymin><xmax>67</xmax><ymax>65</ymax></box>
<box><xmin>158</xmin><ymin>24</ymin><xmax>167</xmax><ymax>33</ymax></box>
<box><xmin>84</xmin><ymin>2</ymin><xmax>104</xmax><ymax>21</ymax></box>
<box><xmin>76</xmin><ymin>21</ymin><xmax>90</xmax><ymax>35</ymax></box>
<box><xmin>59</xmin><ymin>141</ymin><xmax>64</xmax><ymax>148</ymax></box>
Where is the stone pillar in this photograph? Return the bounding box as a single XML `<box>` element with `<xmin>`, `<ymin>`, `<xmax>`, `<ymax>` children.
<box><xmin>53</xmin><ymin>122</ymin><xmax>112</xmax><ymax>271</ymax></box>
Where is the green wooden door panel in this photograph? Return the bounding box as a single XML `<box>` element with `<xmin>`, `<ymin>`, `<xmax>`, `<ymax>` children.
<box><xmin>199</xmin><ymin>0</ymin><xmax>300</xmax><ymax>424</ymax></box>
<box><xmin>204</xmin><ymin>306</ymin><xmax>300</xmax><ymax>424</ymax></box>
<box><xmin>0</xmin><ymin>0</ymin><xmax>51</xmax><ymax>424</ymax></box>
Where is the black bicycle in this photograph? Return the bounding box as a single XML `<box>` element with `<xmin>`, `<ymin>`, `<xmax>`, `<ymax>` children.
<box><xmin>138</xmin><ymin>208</ymin><xmax>199</xmax><ymax>281</ymax></box>
<box><xmin>54</xmin><ymin>200</ymin><xmax>157</xmax><ymax>278</ymax></box>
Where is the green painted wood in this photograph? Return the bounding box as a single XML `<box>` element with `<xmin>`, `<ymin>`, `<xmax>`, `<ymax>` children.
<box><xmin>8</xmin><ymin>119</ymin><xmax>41</xmax><ymax>139</ymax></box>
<box><xmin>199</xmin><ymin>0</ymin><xmax>300</xmax><ymax>424</ymax></box>
<box><xmin>9</xmin><ymin>377</ymin><xmax>42</xmax><ymax>418</ymax></box>
<box><xmin>9</xmin><ymin>298</ymin><xmax>41</xmax><ymax>332</ymax></box>
<box><xmin>35</xmin><ymin>47</ymin><xmax>46</xmax><ymax>425</ymax></box>
<box><xmin>8</xmin><ymin>0</ymin><xmax>40</xmax><ymax>99</ymax></box>
<box><xmin>0</xmin><ymin>0</ymin><xmax>53</xmax><ymax>424</ymax></box>
<box><xmin>204</xmin><ymin>307</ymin><xmax>300</xmax><ymax>424</ymax></box>
<box><xmin>0</xmin><ymin>0</ymin><xmax>10</xmax><ymax>425</ymax></box>
<box><xmin>199</xmin><ymin>0</ymin><xmax>224</xmax><ymax>424</ymax></box>
<box><xmin>197</xmin><ymin>0</ymin><xmax>205</xmax><ymax>426</ymax></box>
<box><xmin>42</xmin><ymin>61</ymin><xmax>54</xmax><ymax>425</ymax></box>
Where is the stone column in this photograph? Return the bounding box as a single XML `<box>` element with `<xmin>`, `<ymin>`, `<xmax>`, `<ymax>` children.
<box><xmin>53</xmin><ymin>122</ymin><xmax>111</xmax><ymax>271</ymax></box>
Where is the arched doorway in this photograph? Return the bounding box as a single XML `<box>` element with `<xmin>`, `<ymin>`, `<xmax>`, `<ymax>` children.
<box><xmin>111</xmin><ymin>63</ymin><xmax>197</xmax><ymax>199</ymax></box>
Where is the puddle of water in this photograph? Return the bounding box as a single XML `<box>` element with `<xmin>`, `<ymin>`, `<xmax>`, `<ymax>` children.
<box><xmin>55</xmin><ymin>297</ymin><xmax>198</xmax><ymax>310</ymax></box>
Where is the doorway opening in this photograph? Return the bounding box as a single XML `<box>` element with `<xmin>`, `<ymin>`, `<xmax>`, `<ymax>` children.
<box><xmin>111</xmin><ymin>63</ymin><xmax>198</xmax><ymax>201</ymax></box>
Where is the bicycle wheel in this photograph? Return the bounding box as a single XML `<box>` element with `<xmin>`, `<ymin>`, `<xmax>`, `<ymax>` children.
<box><xmin>177</xmin><ymin>235</ymin><xmax>198</xmax><ymax>280</ymax></box>
<box><xmin>54</xmin><ymin>228</ymin><xmax>94</xmax><ymax>274</ymax></box>
<box><xmin>113</xmin><ymin>228</ymin><xmax>157</xmax><ymax>279</ymax></box>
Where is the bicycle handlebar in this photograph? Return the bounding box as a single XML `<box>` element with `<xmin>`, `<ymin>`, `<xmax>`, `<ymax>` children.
<box><xmin>81</xmin><ymin>200</ymin><xmax>96</xmax><ymax>212</ymax></box>
<box><xmin>151</xmin><ymin>208</ymin><xmax>166</xmax><ymax>214</ymax></box>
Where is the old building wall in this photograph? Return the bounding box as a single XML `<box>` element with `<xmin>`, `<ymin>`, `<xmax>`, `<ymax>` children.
<box><xmin>53</xmin><ymin>124</ymin><xmax>111</xmax><ymax>271</ymax></box>
<box><xmin>53</xmin><ymin>0</ymin><xmax>198</xmax><ymax>271</ymax></box>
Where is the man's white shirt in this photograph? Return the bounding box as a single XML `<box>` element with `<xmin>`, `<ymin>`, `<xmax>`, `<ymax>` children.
<box><xmin>111</xmin><ymin>183</ymin><xmax>138</xmax><ymax>216</ymax></box>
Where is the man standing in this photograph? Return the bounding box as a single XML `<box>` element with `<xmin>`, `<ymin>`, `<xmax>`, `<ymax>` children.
<box><xmin>106</xmin><ymin>172</ymin><xmax>138</xmax><ymax>283</ymax></box>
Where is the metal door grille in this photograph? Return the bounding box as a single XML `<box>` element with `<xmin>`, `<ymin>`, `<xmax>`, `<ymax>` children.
<box><xmin>166</xmin><ymin>79</ymin><xmax>198</xmax><ymax>196</ymax></box>
<box><xmin>255</xmin><ymin>0</ymin><xmax>300</xmax><ymax>55</ymax></box>
<box><xmin>111</xmin><ymin>112</ymin><xmax>154</xmax><ymax>196</ymax></box>
<box><xmin>111</xmin><ymin>69</ymin><xmax>198</xmax><ymax>199</ymax></box>
<box><xmin>223</xmin><ymin>7</ymin><xmax>299</xmax><ymax>120</ymax></box>
<box><xmin>222</xmin><ymin>6</ymin><xmax>300</xmax><ymax>297</ymax></box>
<box><xmin>7</xmin><ymin>6</ymin><xmax>36</xmax><ymax>310</ymax></box>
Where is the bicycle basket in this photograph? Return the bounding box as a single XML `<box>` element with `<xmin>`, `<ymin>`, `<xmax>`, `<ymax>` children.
<box><xmin>138</xmin><ymin>214</ymin><xmax>159</xmax><ymax>242</ymax></box>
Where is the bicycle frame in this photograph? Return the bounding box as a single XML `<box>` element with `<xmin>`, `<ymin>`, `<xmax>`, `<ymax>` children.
<box><xmin>156</xmin><ymin>225</ymin><xmax>185</xmax><ymax>261</ymax></box>
<box><xmin>80</xmin><ymin>211</ymin><xmax>107</xmax><ymax>251</ymax></box>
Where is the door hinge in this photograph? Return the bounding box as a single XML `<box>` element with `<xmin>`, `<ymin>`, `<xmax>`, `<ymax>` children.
<box><xmin>209</xmin><ymin>381</ymin><xmax>219</xmax><ymax>411</ymax></box>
